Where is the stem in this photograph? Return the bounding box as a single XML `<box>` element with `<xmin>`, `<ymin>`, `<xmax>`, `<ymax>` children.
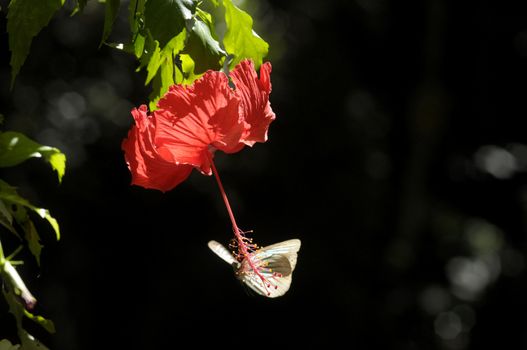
<box><xmin>208</xmin><ymin>153</ymin><xmax>272</xmax><ymax>293</ymax></box>
<box><xmin>208</xmin><ymin>156</ymin><xmax>243</xmax><ymax>243</ymax></box>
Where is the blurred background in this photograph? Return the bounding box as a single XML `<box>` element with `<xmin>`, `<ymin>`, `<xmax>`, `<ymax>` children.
<box><xmin>1</xmin><ymin>0</ymin><xmax>527</xmax><ymax>348</ymax></box>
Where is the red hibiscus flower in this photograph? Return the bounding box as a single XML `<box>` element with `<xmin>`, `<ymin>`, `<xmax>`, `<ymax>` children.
<box><xmin>123</xmin><ymin>60</ymin><xmax>288</xmax><ymax>296</ymax></box>
<box><xmin>122</xmin><ymin>59</ymin><xmax>275</xmax><ymax>191</ymax></box>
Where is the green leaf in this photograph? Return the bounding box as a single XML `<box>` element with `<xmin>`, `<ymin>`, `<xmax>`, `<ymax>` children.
<box><xmin>71</xmin><ymin>0</ymin><xmax>88</xmax><ymax>15</ymax></box>
<box><xmin>128</xmin><ymin>0</ymin><xmax>146</xmax><ymax>58</ymax></box>
<box><xmin>0</xmin><ymin>339</ymin><xmax>20</xmax><ymax>350</ymax></box>
<box><xmin>7</xmin><ymin>0</ymin><xmax>65</xmax><ymax>87</ymax></box>
<box><xmin>101</xmin><ymin>0</ymin><xmax>120</xmax><ymax>47</ymax></box>
<box><xmin>146</xmin><ymin>30</ymin><xmax>188</xmax><ymax>109</ymax></box>
<box><xmin>144</xmin><ymin>0</ymin><xmax>197</xmax><ymax>47</ymax></box>
<box><xmin>179</xmin><ymin>53</ymin><xmax>200</xmax><ymax>85</ymax></box>
<box><xmin>19</xmin><ymin>335</ymin><xmax>49</xmax><ymax>350</ymax></box>
<box><xmin>0</xmin><ymin>131</ymin><xmax>66</xmax><ymax>183</ymax></box>
<box><xmin>184</xmin><ymin>11</ymin><xmax>225</xmax><ymax>73</ymax></box>
<box><xmin>21</xmin><ymin>220</ymin><xmax>43</xmax><ymax>266</ymax></box>
<box><xmin>222</xmin><ymin>0</ymin><xmax>268</xmax><ymax>69</ymax></box>
<box><xmin>133</xmin><ymin>33</ymin><xmax>146</xmax><ymax>58</ymax></box>
<box><xmin>147</xmin><ymin>30</ymin><xmax>187</xmax><ymax>83</ymax></box>
<box><xmin>23</xmin><ymin>310</ymin><xmax>56</xmax><ymax>334</ymax></box>
<box><xmin>0</xmin><ymin>180</ymin><xmax>60</xmax><ymax>241</ymax></box>
<box><xmin>7</xmin><ymin>202</ymin><xmax>42</xmax><ymax>264</ymax></box>
<box><xmin>148</xmin><ymin>72</ymin><xmax>163</xmax><ymax>111</ymax></box>
<box><xmin>3</xmin><ymin>289</ymin><xmax>52</xmax><ymax>350</ymax></box>
<box><xmin>0</xmin><ymin>199</ymin><xmax>20</xmax><ymax>238</ymax></box>
<box><xmin>128</xmin><ymin>0</ymin><xmax>145</xmax><ymax>31</ymax></box>
<box><xmin>47</xmin><ymin>152</ymin><xmax>66</xmax><ymax>183</ymax></box>
<box><xmin>145</xmin><ymin>40</ymin><xmax>162</xmax><ymax>84</ymax></box>
<box><xmin>138</xmin><ymin>34</ymin><xmax>155</xmax><ymax>71</ymax></box>
<box><xmin>148</xmin><ymin>59</ymin><xmax>175</xmax><ymax>110</ymax></box>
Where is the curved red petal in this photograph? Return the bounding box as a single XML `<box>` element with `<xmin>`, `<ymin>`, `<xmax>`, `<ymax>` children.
<box><xmin>122</xmin><ymin>105</ymin><xmax>193</xmax><ymax>192</ymax></box>
<box><xmin>155</xmin><ymin>71</ymin><xmax>245</xmax><ymax>173</ymax></box>
<box><xmin>230</xmin><ymin>60</ymin><xmax>276</xmax><ymax>146</ymax></box>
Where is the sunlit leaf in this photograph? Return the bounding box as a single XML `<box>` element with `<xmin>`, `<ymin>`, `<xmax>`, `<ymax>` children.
<box><xmin>7</xmin><ymin>0</ymin><xmax>65</xmax><ymax>87</ymax></box>
<box><xmin>145</xmin><ymin>40</ymin><xmax>162</xmax><ymax>84</ymax></box>
<box><xmin>0</xmin><ymin>131</ymin><xmax>66</xmax><ymax>183</ymax></box>
<box><xmin>133</xmin><ymin>33</ymin><xmax>146</xmax><ymax>58</ymax></box>
<box><xmin>138</xmin><ymin>34</ymin><xmax>156</xmax><ymax>71</ymax></box>
<box><xmin>144</xmin><ymin>0</ymin><xmax>197</xmax><ymax>47</ymax></box>
<box><xmin>222</xmin><ymin>0</ymin><xmax>268</xmax><ymax>69</ymax></box>
<box><xmin>0</xmin><ymin>180</ymin><xmax>60</xmax><ymax>241</ymax></box>
<box><xmin>101</xmin><ymin>0</ymin><xmax>120</xmax><ymax>47</ymax></box>
<box><xmin>148</xmin><ymin>61</ymin><xmax>175</xmax><ymax>110</ymax></box>
<box><xmin>47</xmin><ymin>152</ymin><xmax>66</xmax><ymax>183</ymax></box>
<box><xmin>146</xmin><ymin>30</ymin><xmax>188</xmax><ymax>109</ymax></box>
<box><xmin>180</xmin><ymin>53</ymin><xmax>200</xmax><ymax>84</ymax></box>
<box><xmin>148</xmin><ymin>71</ymin><xmax>163</xmax><ymax>111</ymax></box>
<box><xmin>23</xmin><ymin>310</ymin><xmax>55</xmax><ymax>334</ymax></box>
<box><xmin>184</xmin><ymin>10</ymin><xmax>225</xmax><ymax>73</ymax></box>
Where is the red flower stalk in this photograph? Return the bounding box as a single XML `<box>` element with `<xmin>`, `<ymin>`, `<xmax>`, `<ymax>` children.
<box><xmin>122</xmin><ymin>60</ymin><xmax>277</xmax><ymax>291</ymax></box>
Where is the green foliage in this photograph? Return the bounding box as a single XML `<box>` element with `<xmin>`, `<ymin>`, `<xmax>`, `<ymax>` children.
<box><xmin>184</xmin><ymin>9</ymin><xmax>226</xmax><ymax>73</ymax></box>
<box><xmin>3</xmin><ymin>289</ymin><xmax>53</xmax><ymax>350</ymax></box>
<box><xmin>0</xmin><ymin>125</ymin><xmax>64</xmax><ymax>347</ymax></box>
<box><xmin>222</xmin><ymin>0</ymin><xmax>268</xmax><ymax>69</ymax></box>
<box><xmin>144</xmin><ymin>0</ymin><xmax>197</xmax><ymax>47</ymax></box>
<box><xmin>101</xmin><ymin>0</ymin><xmax>121</xmax><ymax>47</ymax></box>
<box><xmin>0</xmin><ymin>339</ymin><xmax>19</xmax><ymax>350</ymax></box>
<box><xmin>0</xmin><ymin>198</ymin><xmax>19</xmax><ymax>238</ymax></box>
<box><xmin>7</xmin><ymin>0</ymin><xmax>65</xmax><ymax>87</ymax></box>
<box><xmin>0</xmin><ymin>179</ymin><xmax>61</xmax><ymax>263</ymax></box>
<box><xmin>6</xmin><ymin>0</ymin><xmax>270</xmax><ymax>108</ymax></box>
<box><xmin>0</xmin><ymin>131</ymin><xmax>66</xmax><ymax>183</ymax></box>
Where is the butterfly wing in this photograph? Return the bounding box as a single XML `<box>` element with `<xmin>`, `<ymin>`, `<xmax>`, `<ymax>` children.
<box><xmin>239</xmin><ymin>239</ymin><xmax>301</xmax><ymax>298</ymax></box>
<box><xmin>241</xmin><ymin>268</ymin><xmax>293</xmax><ymax>298</ymax></box>
<box><xmin>208</xmin><ymin>240</ymin><xmax>238</xmax><ymax>265</ymax></box>
<box><xmin>254</xmin><ymin>239</ymin><xmax>301</xmax><ymax>271</ymax></box>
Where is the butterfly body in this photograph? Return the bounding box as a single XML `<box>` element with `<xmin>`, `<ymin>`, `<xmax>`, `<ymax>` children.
<box><xmin>208</xmin><ymin>239</ymin><xmax>301</xmax><ymax>298</ymax></box>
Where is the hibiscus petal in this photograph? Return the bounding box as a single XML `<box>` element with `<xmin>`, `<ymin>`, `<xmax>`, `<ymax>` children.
<box><xmin>230</xmin><ymin>60</ymin><xmax>276</xmax><ymax>146</ymax></box>
<box><xmin>155</xmin><ymin>71</ymin><xmax>244</xmax><ymax>174</ymax></box>
<box><xmin>122</xmin><ymin>105</ymin><xmax>193</xmax><ymax>192</ymax></box>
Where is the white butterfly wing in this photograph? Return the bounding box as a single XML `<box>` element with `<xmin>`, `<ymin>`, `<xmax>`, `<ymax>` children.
<box><xmin>241</xmin><ymin>239</ymin><xmax>301</xmax><ymax>298</ymax></box>
<box><xmin>254</xmin><ymin>239</ymin><xmax>301</xmax><ymax>271</ymax></box>
<box><xmin>208</xmin><ymin>240</ymin><xmax>237</xmax><ymax>265</ymax></box>
<box><xmin>241</xmin><ymin>270</ymin><xmax>293</xmax><ymax>298</ymax></box>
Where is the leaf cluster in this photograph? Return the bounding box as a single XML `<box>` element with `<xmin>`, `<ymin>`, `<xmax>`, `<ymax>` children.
<box><xmin>0</xmin><ymin>131</ymin><xmax>65</xmax><ymax>349</ymax></box>
<box><xmin>7</xmin><ymin>0</ymin><xmax>270</xmax><ymax>110</ymax></box>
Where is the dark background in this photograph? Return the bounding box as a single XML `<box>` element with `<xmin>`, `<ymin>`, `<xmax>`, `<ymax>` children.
<box><xmin>1</xmin><ymin>0</ymin><xmax>527</xmax><ymax>348</ymax></box>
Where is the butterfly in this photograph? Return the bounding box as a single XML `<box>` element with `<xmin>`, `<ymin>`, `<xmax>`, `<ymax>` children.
<box><xmin>208</xmin><ymin>239</ymin><xmax>301</xmax><ymax>298</ymax></box>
